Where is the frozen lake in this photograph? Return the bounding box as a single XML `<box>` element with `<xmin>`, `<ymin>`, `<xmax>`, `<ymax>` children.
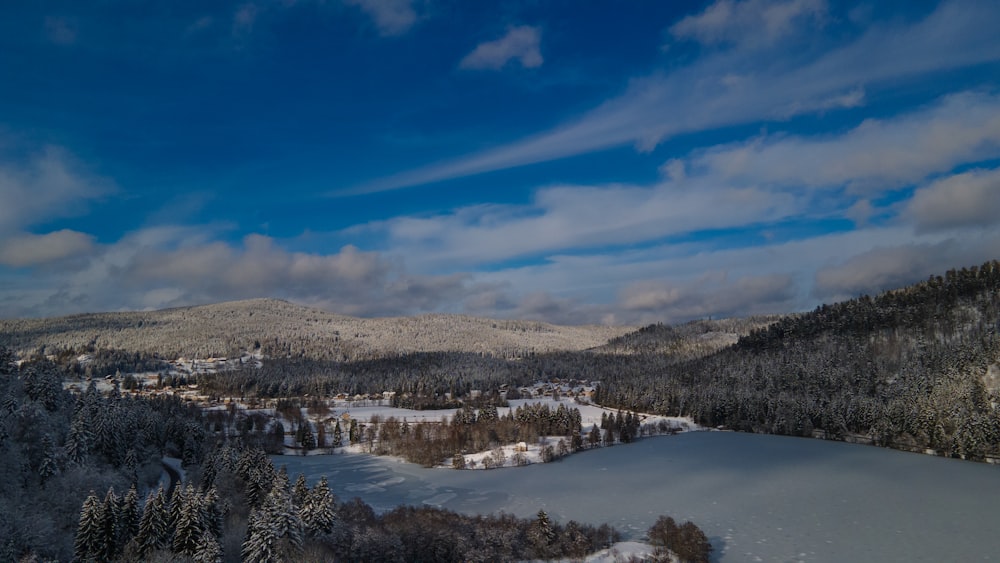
<box><xmin>273</xmin><ymin>432</ymin><xmax>1000</xmax><ymax>562</ymax></box>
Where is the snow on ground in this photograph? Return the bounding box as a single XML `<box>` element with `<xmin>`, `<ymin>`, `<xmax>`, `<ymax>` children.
<box><xmin>576</xmin><ymin>541</ymin><xmax>660</xmax><ymax>563</ymax></box>
<box><xmin>285</xmin><ymin>396</ymin><xmax>702</xmax><ymax>470</ymax></box>
<box><xmin>326</xmin><ymin>403</ymin><xmax>457</xmax><ymax>424</ymax></box>
<box><xmin>161</xmin><ymin>456</ymin><xmax>186</xmax><ymax>482</ymax></box>
<box><xmin>156</xmin><ymin>456</ymin><xmax>187</xmax><ymax>492</ymax></box>
<box><xmin>271</xmin><ymin>395</ymin><xmax>688</xmax><ymax>436</ymax></box>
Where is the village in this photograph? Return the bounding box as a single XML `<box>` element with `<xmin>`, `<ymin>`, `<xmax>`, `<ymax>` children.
<box><xmin>61</xmin><ymin>349</ymin><xmax>698</xmax><ymax>470</ymax></box>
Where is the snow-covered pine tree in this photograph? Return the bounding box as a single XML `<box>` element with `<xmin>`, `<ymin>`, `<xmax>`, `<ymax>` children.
<box><xmin>124</xmin><ymin>448</ymin><xmax>139</xmax><ymax>485</ymax></box>
<box><xmin>73</xmin><ymin>491</ymin><xmax>103</xmax><ymax>562</ymax></box>
<box><xmin>65</xmin><ymin>415</ymin><xmax>91</xmax><ymax>466</ymax></box>
<box><xmin>292</xmin><ymin>473</ymin><xmax>309</xmax><ymax>507</ymax></box>
<box><xmin>300</xmin><ymin>475</ymin><xmax>336</xmax><ymax>537</ymax></box>
<box><xmin>97</xmin><ymin>487</ymin><xmax>121</xmax><ymax>561</ymax></box>
<box><xmin>118</xmin><ymin>484</ymin><xmax>142</xmax><ymax>551</ymax></box>
<box><xmin>266</xmin><ymin>478</ymin><xmax>304</xmax><ymax>556</ymax></box>
<box><xmin>38</xmin><ymin>434</ymin><xmax>58</xmax><ymax>485</ymax></box>
<box><xmin>201</xmin><ymin>487</ymin><xmax>224</xmax><ymax>539</ymax></box>
<box><xmin>241</xmin><ymin>505</ymin><xmax>279</xmax><ymax>563</ymax></box>
<box><xmin>192</xmin><ymin>530</ymin><xmax>223</xmax><ymax>563</ymax></box>
<box><xmin>528</xmin><ymin>509</ymin><xmax>557</xmax><ymax>559</ymax></box>
<box><xmin>167</xmin><ymin>482</ymin><xmax>186</xmax><ymax>535</ymax></box>
<box><xmin>172</xmin><ymin>485</ymin><xmax>204</xmax><ymax>556</ymax></box>
<box><xmin>135</xmin><ymin>487</ymin><xmax>169</xmax><ymax>556</ymax></box>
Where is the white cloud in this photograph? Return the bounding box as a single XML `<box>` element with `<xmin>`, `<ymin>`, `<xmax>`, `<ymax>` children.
<box><xmin>906</xmin><ymin>167</ymin><xmax>1000</xmax><ymax>232</ymax></box>
<box><xmin>357</xmin><ymin>0</ymin><xmax>1000</xmax><ymax>193</ymax></box>
<box><xmin>690</xmin><ymin>91</ymin><xmax>1000</xmax><ymax>192</ymax></box>
<box><xmin>620</xmin><ymin>273</ymin><xmax>797</xmax><ymax>323</ymax></box>
<box><xmin>812</xmin><ymin>232</ymin><xmax>1000</xmax><ymax>301</ymax></box>
<box><xmin>0</xmin><ymin>145</ymin><xmax>113</xmax><ymax>233</ymax></box>
<box><xmin>345</xmin><ymin>0</ymin><xmax>418</xmax><ymax>36</ymax></box>
<box><xmin>364</xmin><ymin>180</ymin><xmax>800</xmax><ymax>267</ymax></box>
<box><xmin>0</xmin><ymin>230</ymin><xmax>95</xmax><ymax>268</ymax></box>
<box><xmin>355</xmin><ymin>91</ymin><xmax>1000</xmax><ymax>272</ymax></box>
<box><xmin>669</xmin><ymin>0</ymin><xmax>827</xmax><ymax>48</ymax></box>
<box><xmin>487</xmin><ymin>223</ymin><xmax>1000</xmax><ymax>324</ymax></box>
<box><xmin>459</xmin><ymin>26</ymin><xmax>543</xmax><ymax>70</ymax></box>
<box><xmin>0</xmin><ymin>226</ymin><xmax>505</xmax><ymax>318</ymax></box>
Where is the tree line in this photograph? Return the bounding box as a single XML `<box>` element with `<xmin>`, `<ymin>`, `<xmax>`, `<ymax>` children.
<box><xmin>76</xmin><ymin>443</ymin><xmax>710</xmax><ymax>562</ymax></box>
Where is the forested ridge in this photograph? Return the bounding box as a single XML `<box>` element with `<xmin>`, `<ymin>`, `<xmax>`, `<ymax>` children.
<box><xmin>7</xmin><ymin>262</ymin><xmax>999</xmax><ymax>463</ymax></box>
<box><xmin>595</xmin><ymin>260</ymin><xmax>1000</xmax><ymax>459</ymax></box>
<box><xmin>0</xmin><ymin>299</ymin><xmax>631</xmax><ymax>362</ymax></box>
<box><xmin>1</xmin><ymin>350</ymin><xmax>710</xmax><ymax>562</ymax></box>
<box><xmin>0</xmin><ymin>350</ymin><xmax>207</xmax><ymax>561</ymax></box>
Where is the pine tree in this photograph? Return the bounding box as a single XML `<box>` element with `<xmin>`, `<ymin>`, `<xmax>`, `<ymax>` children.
<box><xmin>202</xmin><ymin>487</ymin><xmax>224</xmax><ymax>539</ymax></box>
<box><xmin>74</xmin><ymin>491</ymin><xmax>103</xmax><ymax>563</ymax></box>
<box><xmin>172</xmin><ymin>485</ymin><xmax>204</xmax><ymax>556</ymax></box>
<box><xmin>65</xmin><ymin>415</ymin><xmax>91</xmax><ymax>466</ymax></box>
<box><xmin>119</xmin><ymin>484</ymin><xmax>142</xmax><ymax>551</ymax></box>
<box><xmin>124</xmin><ymin>448</ymin><xmax>139</xmax><ymax>485</ymax></box>
<box><xmin>528</xmin><ymin>509</ymin><xmax>557</xmax><ymax>559</ymax></box>
<box><xmin>167</xmin><ymin>482</ymin><xmax>186</xmax><ymax>535</ymax></box>
<box><xmin>135</xmin><ymin>487</ymin><xmax>169</xmax><ymax>556</ymax></box>
<box><xmin>349</xmin><ymin>419</ymin><xmax>359</xmax><ymax>444</ymax></box>
<box><xmin>292</xmin><ymin>474</ymin><xmax>310</xmax><ymax>507</ymax></box>
<box><xmin>242</xmin><ymin>506</ymin><xmax>278</xmax><ymax>563</ymax></box>
<box><xmin>38</xmin><ymin>434</ymin><xmax>58</xmax><ymax>485</ymax></box>
<box><xmin>300</xmin><ymin>422</ymin><xmax>316</xmax><ymax>450</ymax></box>
<box><xmin>193</xmin><ymin>530</ymin><xmax>223</xmax><ymax>563</ymax></box>
<box><xmin>244</xmin><ymin>476</ymin><xmax>305</xmax><ymax>562</ymax></box>
<box><xmin>333</xmin><ymin>421</ymin><xmax>343</xmax><ymax>447</ymax></box>
<box><xmin>300</xmin><ymin>476</ymin><xmax>336</xmax><ymax>537</ymax></box>
<box><xmin>97</xmin><ymin>487</ymin><xmax>121</xmax><ymax>561</ymax></box>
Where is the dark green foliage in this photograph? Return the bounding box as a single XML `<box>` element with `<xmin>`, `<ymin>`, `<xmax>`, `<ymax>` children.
<box><xmin>135</xmin><ymin>487</ymin><xmax>170</xmax><ymax>557</ymax></box>
<box><xmin>73</xmin><ymin>491</ymin><xmax>103</xmax><ymax>562</ymax></box>
<box><xmin>0</xmin><ymin>352</ymin><xmax>205</xmax><ymax>561</ymax></box>
<box><xmin>172</xmin><ymin>485</ymin><xmax>204</xmax><ymax>556</ymax></box>
<box><xmin>648</xmin><ymin>516</ymin><xmax>712</xmax><ymax>563</ymax></box>
<box><xmin>299</xmin><ymin>476</ymin><xmax>336</xmax><ymax>537</ymax></box>
<box><xmin>369</xmin><ymin>402</ymin><xmax>585</xmax><ymax>466</ymax></box>
<box><xmin>119</xmin><ymin>484</ymin><xmax>141</xmax><ymax>550</ymax></box>
<box><xmin>595</xmin><ymin>260</ymin><xmax>1000</xmax><ymax>460</ymax></box>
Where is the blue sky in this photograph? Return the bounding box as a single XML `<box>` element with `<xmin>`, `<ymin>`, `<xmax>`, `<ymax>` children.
<box><xmin>2</xmin><ymin>0</ymin><xmax>999</xmax><ymax>324</ymax></box>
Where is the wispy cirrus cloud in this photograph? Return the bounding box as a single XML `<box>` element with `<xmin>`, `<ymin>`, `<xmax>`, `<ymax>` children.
<box><xmin>360</xmin><ymin>182</ymin><xmax>799</xmax><ymax>267</ymax></box>
<box><xmin>355</xmin><ymin>89</ymin><xmax>1000</xmax><ymax>270</ymax></box>
<box><xmin>688</xmin><ymin>91</ymin><xmax>1000</xmax><ymax>192</ymax></box>
<box><xmin>356</xmin><ymin>0</ymin><xmax>1000</xmax><ymax>194</ymax></box>
<box><xmin>459</xmin><ymin>26</ymin><xmax>543</xmax><ymax>70</ymax></box>
<box><xmin>669</xmin><ymin>0</ymin><xmax>827</xmax><ymax>48</ymax></box>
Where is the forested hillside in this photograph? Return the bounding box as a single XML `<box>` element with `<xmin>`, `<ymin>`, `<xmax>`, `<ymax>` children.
<box><xmin>595</xmin><ymin>260</ymin><xmax>1000</xmax><ymax>460</ymax></box>
<box><xmin>595</xmin><ymin>316</ymin><xmax>781</xmax><ymax>360</ymax></box>
<box><xmin>4</xmin><ymin>262</ymin><xmax>999</xmax><ymax>463</ymax></box>
<box><xmin>0</xmin><ymin>299</ymin><xmax>632</xmax><ymax>362</ymax></box>
<box><xmin>0</xmin><ymin>351</ymin><xmax>207</xmax><ymax>560</ymax></box>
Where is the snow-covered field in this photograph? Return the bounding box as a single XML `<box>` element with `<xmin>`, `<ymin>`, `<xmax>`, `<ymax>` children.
<box><xmin>277</xmin><ymin>396</ymin><xmax>701</xmax><ymax>469</ymax></box>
